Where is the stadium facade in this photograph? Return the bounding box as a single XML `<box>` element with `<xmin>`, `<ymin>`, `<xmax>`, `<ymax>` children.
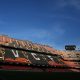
<box><xmin>0</xmin><ymin>35</ymin><xmax>80</xmax><ymax>72</ymax></box>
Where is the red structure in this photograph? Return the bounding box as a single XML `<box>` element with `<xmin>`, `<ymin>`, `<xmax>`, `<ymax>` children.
<box><xmin>0</xmin><ymin>35</ymin><xmax>80</xmax><ymax>72</ymax></box>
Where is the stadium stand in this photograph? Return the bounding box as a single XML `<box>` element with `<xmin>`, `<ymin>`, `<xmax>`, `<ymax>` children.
<box><xmin>0</xmin><ymin>35</ymin><xmax>80</xmax><ymax>72</ymax></box>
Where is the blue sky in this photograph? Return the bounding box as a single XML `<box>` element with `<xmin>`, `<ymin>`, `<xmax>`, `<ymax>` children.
<box><xmin>0</xmin><ymin>0</ymin><xmax>80</xmax><ymax>50</ymax></box>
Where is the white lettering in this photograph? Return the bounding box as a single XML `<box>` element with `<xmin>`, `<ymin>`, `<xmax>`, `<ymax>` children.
<box><xmin>47</xmin><ymin>55</ymin><xmax>54</xmax><ymax>61</ymax></box>
<box><xmin>11</xmin><ymin>50</ymin><xmax>19</xmax><ymax>57</ymax></box>
<box><xmin>31</xmin><ymin>53</ymin><xmax>40</xmax><ymax>60</ymax></box>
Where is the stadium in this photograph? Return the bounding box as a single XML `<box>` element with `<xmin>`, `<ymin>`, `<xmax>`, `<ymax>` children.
<box><xmin>0</xmin><ymin>35</ymin><xmax>80</xmax><ymax>72</ymax></box>
<box><xmin>0</xmin><ymin>0</ymin><xmax>80</xmax><ymax>79</ymax></box>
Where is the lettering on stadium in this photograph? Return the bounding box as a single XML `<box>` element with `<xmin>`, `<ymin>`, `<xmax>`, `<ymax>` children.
<box><xmin>0</xmin><ymin>48</ymin><xmax>61</xmax><ymax>66</ymax></box>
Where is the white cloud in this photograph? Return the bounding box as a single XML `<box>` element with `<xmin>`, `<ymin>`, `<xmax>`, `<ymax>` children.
<box><xmin>8</xmin><ymin>28</ymin><xmax>51</xmax><ymax>40</ymax></box>
<box><xmin>53</xmin><ymin>0</ymin><xmax>80</xmax><ymax>10</ymax></box>
<box><xmin>49</xmin><ymin>23</ymin><xmax>65</xmax><ymax>40</ymax></box>
<box><xmin>69</xmin><ymin>0</ymin><xmax>80</xmax><ymax>9</ymax></box>
<box><xmin>53</xmin><ymin>25</ymin><xmax>65</xmax><ymax>35</ymax></box>
<box><xmin>6</xmin><ymin>25</ymin><xmax>65</xmax><ymax>48</ymax></box>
